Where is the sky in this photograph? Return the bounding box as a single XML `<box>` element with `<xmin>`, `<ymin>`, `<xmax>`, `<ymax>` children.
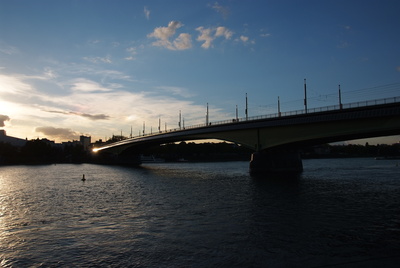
<box><xmin>1</xmin><ymin>0</ymin><xmax>400</xmax><ymax>144</ymax></box>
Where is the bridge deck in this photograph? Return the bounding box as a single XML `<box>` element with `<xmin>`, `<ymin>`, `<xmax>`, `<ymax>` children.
<box><xmin>93</xmin><ymin>96</ymin><xmax>400</xmax><ymax>153</ymax></box>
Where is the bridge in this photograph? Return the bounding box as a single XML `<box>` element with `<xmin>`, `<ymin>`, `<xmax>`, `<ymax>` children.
<box><xmin>93</xmin><ymin>96</ymin><xmax>400</xmax><ymax>173</ymax></box>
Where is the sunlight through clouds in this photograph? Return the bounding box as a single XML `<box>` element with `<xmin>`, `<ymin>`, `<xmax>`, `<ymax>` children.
<box><xmin>0</xmin><ymin>71</ymin><xmax>219</xmax><ymax>142</ymax></box>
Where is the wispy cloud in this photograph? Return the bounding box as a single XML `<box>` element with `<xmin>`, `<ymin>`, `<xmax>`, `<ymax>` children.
<box><xmin>337</xmin><ymin>40</ymin><xmax>350</xmax><ymax>49</ymax></box>
<box><xmin>45</xmin><ymin>109</ymin><xmax>110</xmax><ymax>120</ymax></box>
<box><xmin>144</xmin><ymin>6</ymin><xmax>150</xmax><ymax>20</ymax></box>
<box><xmin>237</xmin><ymin>35</ymin><xmax>255</xmax><ymax>45</ymax></box>
<box><xmin>0</xmin><ymin>73</ymin><xmax>39</xmax><ymax>95</ymax></box>
<box><xmin>260</xmin><ymin>33</ymin><xmax>271</xmax><ymax>37</ymax></box>
<box><xmin>0</xmin><ymin>42</ymin><xmax>19</xmax><ymax>55</ymax></box>
<box><xmin>125</xmin><ymin>47</ymin><xmax>137</xmax><ymax>61</ymax></box>
<box><xmin>148</xmin><ymin>21</ymin><xmax>192</xmax><ymax>50</ymax></box>
<box><xmin>43</xmin><ymin>67</ymin><xmax>58</xmax><ymax>79</ymax></box>
<box><xmin>210</xmin><ymin>2</ymin><xmax>230</xmax><ymax>19</ymax></box>
<box><xmin>69</xmin><ymin>78</ymin><xmax>112</xmax><ymax>92</ymax></box>
<box><xmin>154</xmin><ymin>86</ymin><xmax>195</xmax><ymax>98</ymax></box>
<box><xmin>83</xmin><ymin>55</ymin><xmax>112</xmax><ymax>64</ymax></box>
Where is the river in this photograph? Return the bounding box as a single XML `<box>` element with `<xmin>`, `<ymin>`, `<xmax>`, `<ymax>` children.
<box><xmin>0</xmin><ymin>158</ymin><xmax>399</xmax><ymax>267</ymax></box>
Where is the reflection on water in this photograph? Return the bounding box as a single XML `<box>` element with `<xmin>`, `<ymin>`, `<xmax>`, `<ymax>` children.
<box><xmin>0</xmin><ymin>159</ymin><xmax>399</xmax><ymax>267</ymax></box>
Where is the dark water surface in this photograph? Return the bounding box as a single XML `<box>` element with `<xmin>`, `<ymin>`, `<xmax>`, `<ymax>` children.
<box><xmin>1</xmin><ymin>158</ymin><xmax>400</xmax><ymax>267</ymax></box>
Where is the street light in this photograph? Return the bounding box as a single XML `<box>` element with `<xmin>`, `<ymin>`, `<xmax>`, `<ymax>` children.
<box><xmin>304</xmin><ymin>79</ymin><xmax>308</xmax><ymax>113</ymax></box>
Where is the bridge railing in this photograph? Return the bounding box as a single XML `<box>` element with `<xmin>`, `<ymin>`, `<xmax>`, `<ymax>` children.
<box><xmin>182</xmin><ymin>96</ymin><xmax>400</xmax><ymax>130</ymax></box>
<box><xmin>119</xmin><ymin>96</ymin><xmax>400</xmax><ymax>141</ymax></box>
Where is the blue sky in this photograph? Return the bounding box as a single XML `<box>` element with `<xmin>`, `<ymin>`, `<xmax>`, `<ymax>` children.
<box><xmin>1</xmin><ymin>0</ymin><xmax>400</xmax><ymax>144</ymax></box>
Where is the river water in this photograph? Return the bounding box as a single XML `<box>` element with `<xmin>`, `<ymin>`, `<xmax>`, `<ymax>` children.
<box><xmin>0</xmin><ymin>158</ymin><xmax>399</xmax><ymax>267</ymax></box>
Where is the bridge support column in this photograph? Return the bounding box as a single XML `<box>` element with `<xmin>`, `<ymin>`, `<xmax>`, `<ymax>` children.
<box><xmin>249</xmin><ymin>149</ymin><xmax>303</xmax><ymax>174</ymax></box>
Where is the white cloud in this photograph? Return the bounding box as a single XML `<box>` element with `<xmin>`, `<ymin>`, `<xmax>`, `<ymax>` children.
<box><xmin>144</xmin><ymin>6</ymin><xmax>150</xmax><ymax>20</ymax></box>
<box><xmin>173</xmin><ymin>33</ymin><xmax>192</xmax><ymax>50</ymax></box>
<box><xmin>240</xmin><ymin>35</ymin><xmax>249</xmax><ymax>42</ymax></box>
<box><xmin>148</xmin><ymin>21</ymin><xmax>191</xmax><ymax>50</ymax></box>
<box><xmin>196</xmin><ymin>26</ymin><xmax>234</xmax><ymax>49</ymax></box>
<box><xmin>215</xmin><ymin>27</ymin><xmax>233</xmax><ymax>39</ymax></box>
<box><xmin>196</xmin><ymin>27</ymin><xmax>214</xmax><ymax>49</ymax></box>
<box><xmin>69</xmin><ymin>78</ymin><xmax>112</xmax><ymax>92</ymax></box>
<box><xmin>148</xmin><ymin>21</ymin><xmax>183</xmax><ymax>44</ymax></box>
<box><xmin>235</xmin><ymin>35</ymin><xmax>255</xmax><ymax>45</ymax></box>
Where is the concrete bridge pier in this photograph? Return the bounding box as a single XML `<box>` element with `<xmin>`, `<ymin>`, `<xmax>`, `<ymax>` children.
<box><xmin>249</xmin><ymin>149</ymin><xmax>303</xmax><ymax>174</ymax></box>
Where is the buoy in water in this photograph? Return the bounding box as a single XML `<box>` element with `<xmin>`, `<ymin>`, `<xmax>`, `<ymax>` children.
<box><xmin>82</xmin><ymin>174</ymin><xmax>86</xmax><ymax>181</ymax></box>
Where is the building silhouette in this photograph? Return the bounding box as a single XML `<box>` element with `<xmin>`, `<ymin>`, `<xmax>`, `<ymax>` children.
<box><xmin>0</xmin><ymin>130</ymin><xmax>27</xmax><ymax>147</ymax></box>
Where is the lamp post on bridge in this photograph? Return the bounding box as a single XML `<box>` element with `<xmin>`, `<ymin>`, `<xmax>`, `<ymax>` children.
<box><xmin>206</xmin><ymin>103</ymin><xmax>209</xmax><ymax>125</ymax></box>
<box><xmin>339</xmin><ymin>84</ymin><xmax>343</xmax><ymax>109</ymax></box>
<box><xmin>278</xmin><ymin>96</ymin><xmax>281</xmax><ymax>117</ymax></box>
<box><xmin>304</xmin><ymin>78</ymin><xmax>308</xmax><ymax>113</ymax></box>
<box><xmin>236</xmin><ymin>105</ymin><xmax>238</xmax><ymax>121</ymax></box>
<box><xmin>245</xmin><ymin>93</ymin><xmax>248</xmax><ymax>120</ymax></box>
<box><xmin>179</xmin><ymin>110</ymin><xmax>182</xmax><ymax>130</ymax></box>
